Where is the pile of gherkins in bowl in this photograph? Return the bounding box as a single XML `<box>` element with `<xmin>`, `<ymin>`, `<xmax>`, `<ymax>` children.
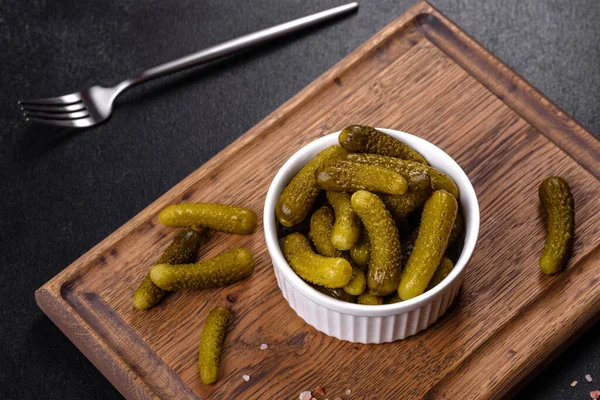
<box><xmin>275</xmin><ymin>125</ymin><xmax>464</xmax><ymax>305</ymax></box>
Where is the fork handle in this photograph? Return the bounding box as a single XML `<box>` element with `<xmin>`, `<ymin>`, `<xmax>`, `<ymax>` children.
<box><xmin>114</xmin><ymin>3</ymin><xmax>358</xmax><ymax>95</ymax></box>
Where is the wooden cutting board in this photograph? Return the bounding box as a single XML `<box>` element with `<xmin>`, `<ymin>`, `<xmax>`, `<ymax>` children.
<box><xmin>36</xmin><ymin>2</ymin><xmax>600</xmax><ymax>399</ymax></box>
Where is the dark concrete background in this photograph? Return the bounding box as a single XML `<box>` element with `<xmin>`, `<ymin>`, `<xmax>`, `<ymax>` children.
<box><xmin>1</xmin><ymin>0</ymin><xmax>598</xmax><ymax>398</ymax></box>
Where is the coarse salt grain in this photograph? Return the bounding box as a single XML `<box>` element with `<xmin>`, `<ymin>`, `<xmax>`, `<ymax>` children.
<box><xmin>260</xmin><ymin>343</ymin><xmax>269</xmax><ymax>350</ymax></box>
<box><xmin>314</xmin><ymin>386</ymin><xmax>325</xmax><ymax>395</ymax></box>
<box><xmin>590</xmin><ymin>390</ymin><xmax>600</xmax><ymax>399</ymax></box>
<box><xmin>242</xmin><ymin>375</ymin><xmax>250</xmax><ymax>382</ymax></box>
<box><xmin>345</xmin><ymin>389</ymin><xmax>352</xmax><ymax>395</ymax></box>
<box><xmin>587</xmin><ymin>374</ymin><xmax>593</xmax><ymax>382</ymax></box>
<box><xmin>572</xmin><ymin>381</ymin><xmax>578</xmax><ymax>387</ymax></box>
<box><xmin>334</xmin><ymin>397</ymin><xmax>342</xmax><ymax>400</ymax></box>
<box><xmin>299</xmin><ymin>391</ymin><xmax>312</xmax><ymax>400</ymax></box>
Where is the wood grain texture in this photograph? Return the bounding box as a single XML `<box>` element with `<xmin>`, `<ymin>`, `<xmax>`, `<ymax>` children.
<box><xmin>36</xmin><ymin>2</ymin><xmax>600</xmax><ymax>399</ymax></box>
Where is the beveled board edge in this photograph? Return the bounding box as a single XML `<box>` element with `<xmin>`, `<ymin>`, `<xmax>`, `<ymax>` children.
<box><xmin>35</xmin><ymin>2</ymin><xmax>600</xmax><ymax>399</ymax></box>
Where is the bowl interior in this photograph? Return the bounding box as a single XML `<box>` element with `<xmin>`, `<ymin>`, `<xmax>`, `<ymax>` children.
<box><xmin>263</xmin><ymin>129</ymin><xmax>480</xmax><ymax>317</ymax></box>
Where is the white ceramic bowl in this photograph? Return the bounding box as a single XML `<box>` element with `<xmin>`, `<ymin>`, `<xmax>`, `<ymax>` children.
<box><xmin>264</xmin><ymin>128</ymin><xmax>479</xmax><ymax>343</ymax></box>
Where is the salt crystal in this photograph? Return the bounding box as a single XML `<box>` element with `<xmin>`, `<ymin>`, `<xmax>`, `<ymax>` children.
<box><xmin>242</xmin><ymin>375</ymin><xmax>250</xmax><ymax>382</ymax></box>
<box><xmin>590</xmin><ymin>390</ymin><xmax>600</xmax><ymax>400</ymax></box>
<box><xmin>311</xmin><ymin>398</ymin><xmax>317</xmax><ymax>400</ymax></box>
<box><xmin>314</xmin><ymin>386</ymin><xmax>325</xmax><ymax>395</ymax></box>
<box><xmin>572</xmin><ymin>381</ymin><xmax>578</xmax><ymax>387</ymax></box>
<box><xmin>334</xmin><ymin>397</ymin><xmax>343</xmax><ymax>400</ymax></box>
<box><xmin>587</xmin><ymin>374</ymin><xmax>593</xmax><ymax>382</ymax></box>
<box><xmin>260</xmin><ymin>343</ymin><xmax>269</xmax><ymax>350</ymax></box>
<box><xmin>345</xmin><ymin>389</ymin><xmax>352</xmax><ymax>395</ymax></box>
<box><xmin>299</xmin><ymin>391</ymin><xmax>312</xmax><ymax>400</ymax></box>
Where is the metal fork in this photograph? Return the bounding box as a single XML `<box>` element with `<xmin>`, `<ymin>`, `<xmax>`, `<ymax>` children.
<box><xmin>19</xmin><ymin>3</ymin><xmax>358</xmax><ymax>128</ymax></box>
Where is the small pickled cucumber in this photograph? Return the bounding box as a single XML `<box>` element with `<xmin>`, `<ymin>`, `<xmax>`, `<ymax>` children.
<box><xmin>379</xmin><ymin>173</ymin><xmax>432</xmax><ymax>220</ymax></box>
<box><xmin>350</xmin><ymin>230</ymin><xmax>370</xmax><ymax>269</ymax></box>
<box><xmin>309</xmin><ymin>206</ymin><xmax>343</xmax><ymax>257</ymax></box>
<box><xmin>346</xmin><ymin>153</ymin><xmax>459</xmax><ymax>198</ymax></box>
<box><xmin>351</xmin><ymin>190</ymin><xmax>402</xmax><ymax>296</ymax></box>
<box><xmin>316</xmin><ymin>160</ymin><xmax>408</xmax><ymax>195</ymax></box>
<box><xmin>357</xmin><ymin>291</ymin><xmax>384</xmax><ymax>305</ymax></box>
<box><xmin>448</xmin><ymin>211</ymin><xmax>464</xmax><ymax>246</ymax></box>
<box><xmin>198</xmin><ymin>306</ymin><xmax>231</xmax><ymax>384</ymax></box>
<box><xmin>311</xmin><ymin>284</ymin><xmax>357</xmax><ymax>303</ymax></box>
<box><xmin>150</xmin><ymin>248</ymin><xmax>255</xmax><ymax>291</ymax></box>
<box><xmin>276</xmin><ymin>145</ymin><xmax>347</xmax><ymax>227</ymax></box>
<box><xmin>401</xmin><ymin>227</ymin><xmax>419</xmax><ymax>264</ymax></box>
<box><xmin>385</xmin><ymin>294</ymin><xmax>403</xmax><ymax>304</ymax></box>
<box><xmin>283</xmin><ymin>232</ymin><xmax>352</xmax><ymax>288</ymax></box>
<box><xmin>399</xmin><ymin>190</ymin><xmax>458</xmax><ymax>300</ymax></box>
<box><xmin>426</xmin><ymin>257</ymin><xmax>454</xmax><ymax>290</ymax></box>
<box><xmin>159</xmin><ymin>203</ymin><xmax>257</xmax><ymax>234</ymax></box>
<box><xmin>133</xmin><ymin>228</ymin><xmax>204</xmax><ymax>310</ymax></box>
<box><xmin>339</xmin><ymin>125</ymin><xmax>427</xmax><ymax>164</ymax></box>
<box><xmin>326</xmin><ymin>191</ymin><xmax>362</xmax><ymax>251</ymax></box>
<box><xmin>343</xmin><ymin>266</ymin><xmax>367</xmax><ymax>296</ymax></box>
<box><xmin>539</xmin><ymin>176</ymin><xmax>574</xmax><ymax>274</ymax></box>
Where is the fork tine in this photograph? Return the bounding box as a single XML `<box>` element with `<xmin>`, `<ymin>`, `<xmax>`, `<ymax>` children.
<box><xmin>20</xmin><ymin>102</ymin><xmax>86</xmax><ymax>113</ymax></box>
<box><xmin>19</xmin><ymin>93</ymin><xmax>82</xmax><ymax>106</ymax></box>
<box><xmin>27</xmin><ymin>117</ymin><xmax>95</xmax><ymax>128</ymax></box>
<box><xmin>23</xmin><ymin>110</ymin><xmax>89</xmax><ymax>120</ymax></box>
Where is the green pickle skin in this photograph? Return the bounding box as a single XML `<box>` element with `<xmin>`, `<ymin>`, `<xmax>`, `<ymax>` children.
<box><xmin>198</xmin><ymin>306</ymin><xmax>231</xmax><ymax>384</ymax></box>
<box><xmin>399</xmin><ymin>190</ymin><xmax>458</xmax><ymax>300</ymax></box>
<box><xmin>350</xmin><ymin>230</ymin><xmax>370</xmax><ymax>269</ymax></box>
<box><xmin>308</xmin><ymin>206</ymin><xmax>366</xmax><ymax>296</ymax></box>
<box><xmin>379</xmin><ymin>173</ymin><xmax>433</xmax><ymax>221</ymax></box>
<box><xmin>343</xmin><ymin>267</ymin><xmax>367</xmax><ymax>296</ymax></box>
<box><xmin>351</xmin><ymin>190</ymin><xmax>402</xmax><ymax>296</ymax></box>
<box><xmin>150</xmin><ymin>248</ymin><xmax>255</xmax><ymax>291</ymax></box>
<box><xmin>345</xmin><ymin>153</ymin><xmax>459</xmax><ymax>198</ymax></box>
<box><xmin>448</xmin><ymin>211</ymin><xmax>464</xmax><ymax>246</ymax></box>
<box><xmin>326</xmin><ymin>191</ymin><xmax>362</xmax><ymax>251</ymax></box>
<box><xmin>426</xmin><ymin>257</ymin><xmax>454</xmax><ymax>290</ymax></box>
<box><xmin>316</xmin><ymin>160</ymin><xmax>408</xmax><ymax>195</ymax></box>
<box><xmin>283</xmin><ymin>232</ymin><xmax>353</xmax><ymax>288</ymax></box>
<box><xmin>357</xmin><ymin>291</ymin><xmax>384</xmax><ymax>305</ymax></box>
<box><xmin>539</xmin><ymin>176</ymin><xmax>574</xmax><ymax>274</ymax></box>
<box><xmin>311</xmin><ymin>284</ymin><xmax>357</xmax><ymax>303</ymax></box>
<box><xmin>339</xmin><ymin>125</ymin><xmax>428</xmax><ymax>164</ymax></box>
<box><xmin>133</xmin><ymin>228</ymin><xmax>204</xmax><ymax>310</ymax></box>
<box><xmin>309</xmin><ymin>206</ymin><xmax>344</xmax><ymax>258</ymax></box>
<box><xmin>276</xmin><ymin>145</ymin><xmax>347</xmax><ymax>227</ymax></box>
<box><xmin>159</xmin><ymin>203</ymin><xmax>257</xmax><ymax>234</ymax></box>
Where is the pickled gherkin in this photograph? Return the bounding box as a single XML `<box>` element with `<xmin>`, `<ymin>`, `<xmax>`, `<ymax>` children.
<box><xmin>150</xmin><ymin>248</ymin><xmax>255</xmax><ymax>291</ymax></box>
<box><xmin>309</xmin><ymin>206</ymin><xmax>343</xmax><ymax>258</ymax></box>
<box><xmin>311</xmin><ymin>284</ymin><xmax>356</xmax><ymax>303</ymax></box>
<box><xmin>326</xmin><ymin>191</ymin><xmax>362</xmax><ymax>251</ymax></box>
<box><xmin>283</xmin><ymin>232</ymin><xmax>352</xmax><ymax>288</ymax></box>
<box><xmin>448</xmin><ymin>211</ymin><xmax>464</xmax><ymax>246</ymax></box>
<box><xmin>159</xmin><ymin>203</ymin><xmax>257</xmax><ymax>234</ymax></box>
<box><xmin>399</xmin><ymin>190</ymin><xmax>458</xmax><ymax>300</ymax></box>
<box><xmin>338</xmin><ymin>125</ymin><xmax>427</xmax><ymax>164</ymax></box>
<box><xmin>350</xmin><ymin>230</ymin><xmax>370</xmax><ymax>269</ymax></box>
<box><xmin>133</xmin><ymin>228</ymin><xmax>204</xmax><ymax>310</ymax></box>
<box><xmin>379</xmin><ymin>173</ymin><xmax>432</xmax><ymax>221</ymax></box>
<box><xmin>539</xmin><ymin>176</ymin><xmax>574</xmax><ymax>274</ymax></box>
<box><xmin>345</xmin><ymin>153</ymin><xmax>459</xmax><ymax>198</ymax></box>
<box><xmin>316</xmin><ymin>160</ymin><xmax>408</xmax><ymax>195</ymax></box>
<box><xmin>351</xmin><ymin>190</ymin><xmax>402</xmax><ymax>296</ymax></box>
<box><xmin>276</xmin><ymin>145</ymin><xmax>347</xmax><ymax>227</ymax></box>
<box><xmin>198</xmin><ymin>306</ymin><xmax>231</xmax><ymax>384</ymax></box>
<box><xmin>357</xmin><ymin>291</ymin><xmax>384</xmax><ymax>305</ymax></box>
<box><xmin>343</xmin><ymin>266</ymin><xmax>367</xmax><ymax>296</ymax></box>
<box><xmin>426</xmin><ymin>257</ymin><xmax>454</xmax><ymax>290</ymax></box>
